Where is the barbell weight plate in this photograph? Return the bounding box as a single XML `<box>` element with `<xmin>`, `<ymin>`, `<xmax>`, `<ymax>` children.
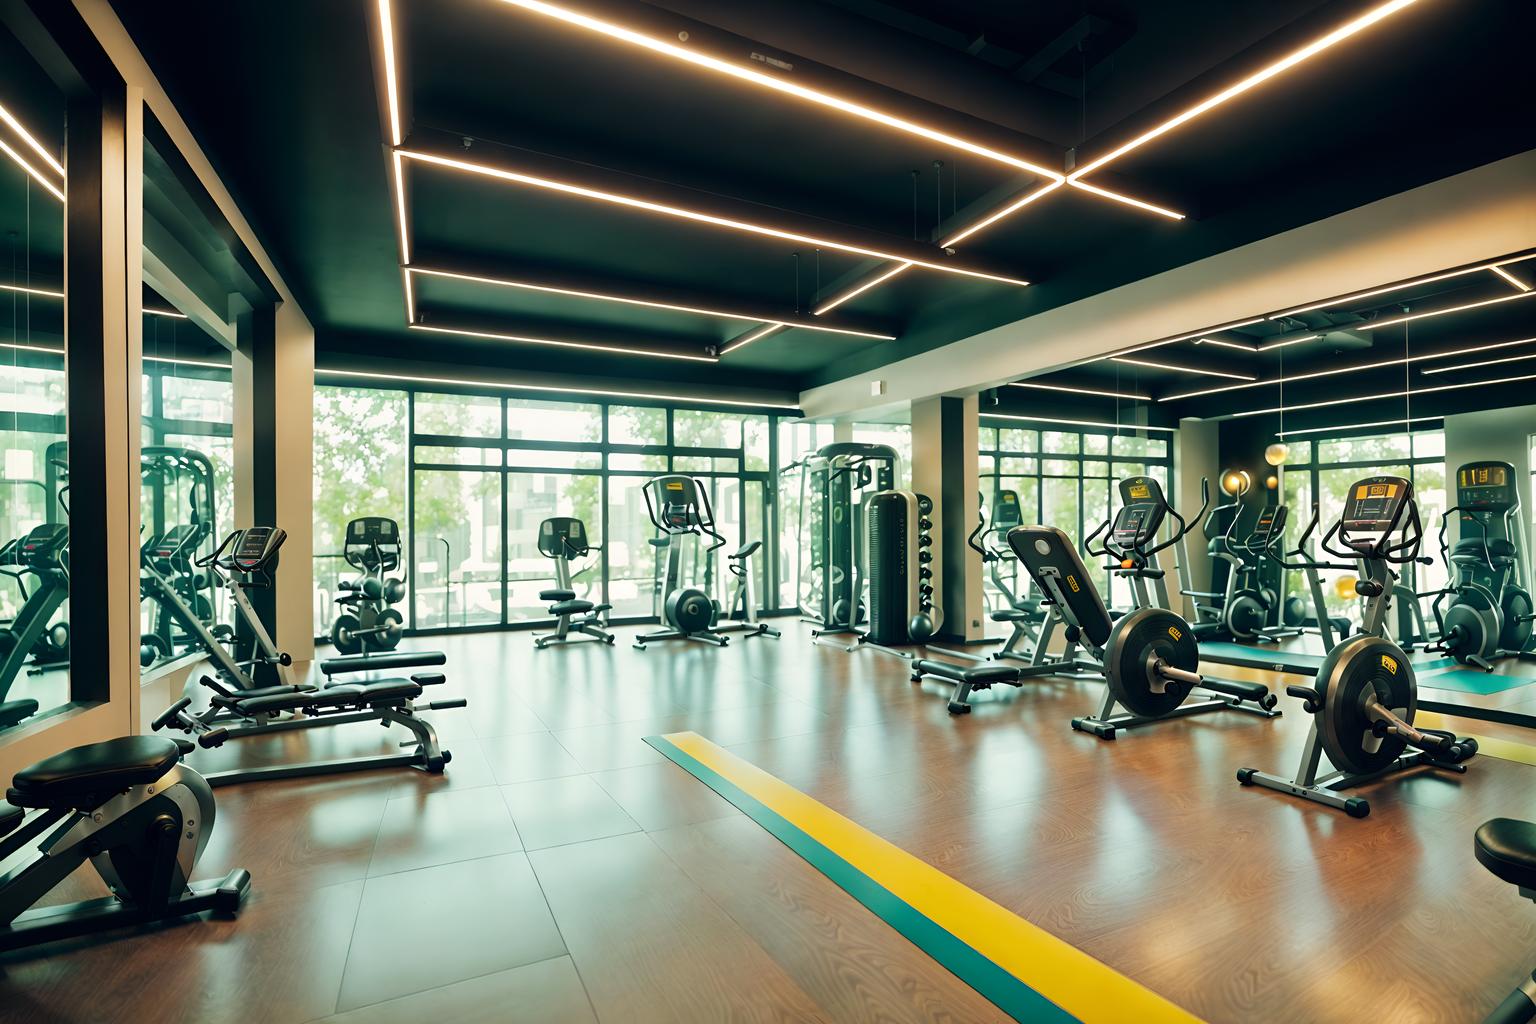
<box><xmin>1443</xmin><ymin>603</ymin><xmax>1500</xmax><ymax>663</ymax></box>
<box><xmin>1316</xmin><ymin>635</ymin><xmax>1415</xmax><ymax>776</ymax></box>
<box><xmin>376</xmin><ymin>608</ymin><xmax>404</xmax><ymax>650</ymax></box>
<box><xmin>1104</xmin><ymin>607</ymin><xmax>1199</xmax><ymax>718</ymax></box>
<box><xmin>1227</xmin><ymin>594</ymin><xmax>1267</xmax><ymax>640</ymax></box>
<box><xmin>331</xmin><ymin>612</ymin><xmax>362</xmax><ymax>656</ymax></box>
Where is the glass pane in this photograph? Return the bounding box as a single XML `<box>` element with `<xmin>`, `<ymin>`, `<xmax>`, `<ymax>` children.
<box><xmin>745</xmin><ymin>479</ymin><xmax>767</xmax><ymax>611</ymax></box>
<box><xmin>1084</xmin><ymin>434</ymin><xmax>1109</xmax><ymax>456</ymax></box>
<box><xmin>743</xmin><ymin>415</ymin><xmax>770</xmax><ymax>472</ymax></box>
<box><xmin>416</xmin><ymin>445</ymin><xmax>502</xmax><ymax>467</ymax></box>
<box><xmin>1413</xmin><ymin>431</ymin><xmax>1445</xmax><ymax>459</ymax></box>
<box><xmin>1000</xmin><ymin>457</ymin><xmax>1037</xmax><ymax>475</ymax></box>
<box><xmin>609</xmin><ymin>405</ymin><xmax>666</xmax><ymax>446</ymax></box>
<box><xmin>979</xmin><ymin>427</ymin><xmax>997</xmax><ymax>451</ymax></box>
<box><xmin>777</xmin><ymin>419</ymin><xmax>835</xmax><ymax>465</ymax></box>
<box><xmin>673</xmin><ymin>408</ymin><xmax>742</xmax><ymax>449</ymax></box>
<box><xmin>1042</xmin><ymin>431</ymin><xmax>1080</xmax><ymax>454</ymax></box>
<box><xmin>1042</xmin><ymin>476</ymin><xmax>1080</xmax><ymax>570</ymax></box>
<box><xmin>1318</xmin><ymin>433</ymin><xmax>1411</xmax><ymax>464</ymax></box>
<box><xmin>998</xmin><ymin>428</ymin><xmax>1036</xmax><ymax>452</ymax></box>
<box><xmin>1043</xmin><ymin>458</ymin><xmax>1077</xmax><ymax>476</ymax></box>
<box><xmin>414</xmin><ymin>391</ymin><xmax>501</xmax><ymax>438</ymax></box>
<box><xmin>1083</xmin><ymin>477</ymin><xmax>1113</xmax><ymax>604</ymax></box>
<box><xmin>0</xmin><ymin>33</ymin><xmax>70</xmax><ymax>733</ymax></box>
<box><xmin>506</xmin><ymin>472</ymin><xmax>601</xmax><ymax>622</ymax></box>
<box><xmin>1083</xmin><ymin>460</ymin><xmax>1110</xmax><ymax>477</ymax></box>
<box><xmin>607</xmin><ymin>474</ymin><xmax>662</xmax><ymax>618</ymax></box>
<box><xmin>413</xmin><ymin>470</ymin><xmax>502</xmax><ymax>628</ymax></box>
<box><xmin>505</xmin><ymin>398</ymin><xmax>599</xmax><ymax>443</ymax></box>
<box><xmin>1112</xmin><ymin>434</ymin><xmax>1168</xmax><ymax>458</ymax></box>
<box><xmin>852</xmin><ymin>422</ymin><xmax>912</xmax><ymax>489</ymax></box>
<box><xmin>1285</xmin><ymin>439</ymin><xmax>1313</xmax><ymax>465</ymax></box>
<box><xmin>977</xmin><ymin>454</ymin><xmax>995</xmax><ymax>477</ymax></box>
<box><xmin>673</xmin><ymin>455</ymin><xmax>738</xmax><ymax>474</ymax></box>
<box><xmin>160</xmin><ymin>373</ymin><xmax>234</xmax><ymax>422</ymax></box>
<box><xmin>313</xmin><ymin>386</ymin><xmax>409</xmax><ymax>637</ymax></box>
<box><xmin>504</xmin><ymin>447</ymin><xmax>599</xmax><ymax>470</ymax></box>
<box><xmin>609</xmin><ymin>452</ymin><xmax>666</xmax><ymax>472</ymax></box>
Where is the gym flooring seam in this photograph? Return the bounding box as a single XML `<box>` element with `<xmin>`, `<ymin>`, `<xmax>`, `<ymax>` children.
<box><xmin>647</xmin><ymin>729</ymin><xmax>1203</xmax><ymax>1024</ymax></box>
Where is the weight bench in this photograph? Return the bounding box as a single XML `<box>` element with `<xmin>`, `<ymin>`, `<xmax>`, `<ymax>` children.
<box><xmin>319</xmin><ymin>649</ymin><xmax>446</xmax><ymax>679</ymax></box>
<box><xmin>0</xmin><ymin>699</ymin><xmax>38</xmax><ymax>730</ymax></box>
<box><xmin>535</xmin><ymin>587</ymin><xmax>614</xmax><ymax>648</ymax></box>
<box><xmin>910</xmin><ymin>659</ymin><xmax>1024</xmax><ymax>715</ymax></box>
<box><xmin>152</xmin><ymin>671</ymin><xmax>465</xmax><ymax>787</ymax></box>
<box><xmin>1477</xmin><ymin>818</ymin><xmax>1536</xmax><ymax>1022</ymax></box>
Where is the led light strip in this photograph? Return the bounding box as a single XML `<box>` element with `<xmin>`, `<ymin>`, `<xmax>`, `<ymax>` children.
<box><xmin>1255</xmin><ymin>333</ymin><xmax>1320</xmax><ymax>352</ymax></box>
<box><xmin>316</xmin><ymin>366</ymin><xmax>801</xmax><ymax>409</ymax></box>
<box><xmin>377</xmin><ymin>0</ymin><xmax>404</xmax><ymax>147</ymax></box>
<box><xmin>1270</xmin><ymin>253</ymin><xmax>1536</xmax><ymax>318</ymax></box>
<box><xmin>409</xmin><ymin>322</ymin><xmax>716</xmax><ymax>362</ymax></box>
<box><xmin>0</xmin><ymin>101</ymin><xmax>64</xmax><ymax>179</ymax></box>
<box><xmin>1111</xmin><ymin>356</ymin><xmax>1255</xmax><ymax>381</ymax></box>
<box><xmin>0</xmin><ymin>282</ymin><xmax>64</xmax><ymax>299</ymax></box>
<box><xmin>1009</xmin><ymin>381</ymin><xmax>1150</xmax><ymax>401</ymax></box>
<box><xmin>0</xmin><ymin>341</ymin><xmax>226</xmax><ymax>371</ymax></box>
<box><xmin>0</xmin><ymin>341</ymin><xmax>61</xmax><ymax>355</ymax></box>
<box><xmin>1420</xmin><ymin>351</ymin><xmax>1536</xmax><ymax>375</ymax></box>
<box><xmin>1196</xmin><ymin>337</ymin><xmax>1258</xmax><ymax>352</ymax></box>
<box><xmin>1118</xmin><ymin>318</ymin><xmax>1266</xmax><ymax>356</ymax></box>
<box><xmin>1352</xmin><ymin>290</ymin><xmax>1536</xmax><ymax>331</ymax></box>
<box><xmin>0</xmin><ymin>135</ymin><xmax>65</xmax><ymax>203</ymax></box>
<box><xmin>145</xmin><ymin>307</ymin><xmax>189</xmax><ymax>319</ymax></box>
<box><xmin>1492</xmin><ymin>265</ymin><xmax>1532</xmax><ymax>292</ymax></box>
<box><xmin>1069</xmin><ymin>0</ymin><xmax>1421</xmax><ymax>181</ymax></box>
<box><xmin>391</xmin><ymin>150</ymin><xmax>411</xmax><ymax>267</ymax></box>
<box><xmin>1276</xmin><ymin>416</ymin><xmax>1441</xmax><ymax>438</ymax></box>
<box><xmin>409</xmin><ymin>266</ymin><xmax>894</xmax><ymax>340</ymax></box>
<box><xmin>1065</xmin><ymin>180</ymin><xmax>1184</xmax><ymax>221</ymax></box>
<box><xmin>719</xmin><ymin>323</ymin><xmax>784</xmax><ymax>356</ymax></box>
<box><xmin>400</xmin><ymin>149</ymin><xmax>1028</xmax><ymax>288</ymax></box>
<box><xmin>814</xmin><ymin>263</ymin><xmax>911</xmax><ymax>316</ymax></box>
<box><xmin>1225</xmin><ymin>371</ymin><xmax>1536</xmax><ymax>420</ymax></box>
<box><xmin>982</xmin><ymin>412</ymin><xmax>1176</xmax><ymax>433</ymax></box>
<box><xmin>941</xmin><ymin>182</ymin><xmax>1063</xmax><ymax>247</ymax></box>
<box><xmin>1160</xmin><ymin>334</ymin><xmax>1536</xmax><ymax>402</ymax></box>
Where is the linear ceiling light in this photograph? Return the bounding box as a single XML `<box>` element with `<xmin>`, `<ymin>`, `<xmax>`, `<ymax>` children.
<box><xmin>408</xmin><ymin>266</ymin><xmax>894</xmax><ymax>339</ymax></box>
<box><xmin>145</xmin><ymin>307</ymin><xmax>188</xmax><ymax>319</ymax></box>
<box><xmin>1196</xmin><ymin>337</ymin><xmax>1257</xmax><ymax>352</ymax></box>
<box><xmin>1270</xmin><ymin>253</ymin><xmax>1536</xmax><ymax>319</ymax></box>
<box><xmin>0</xmin><ymin>101</ymin><xmax>64</xmax><ymax>179</ymax></box>
<box><xmin>0</xmin><ymin>135</ymin><xmax>64</xmax><ymax>203</ymax></box>
<box><xmin>1111</xmin><ymin>356</ymin><xmax>1256</xmax><ymax>381</ymax></box>
<box><xmin>1161</xmin><ymin>335</ymin><xmax>1536</xmax><ymax>402</ymax></box>
<box><xmin>145</xmin><ymin>354</ymin><xmax>230</xmax><ymax>369</ymax></box>
<box><xmin>983</xmin><ymin>412</ymin><xmax>1176</xmax><ymax>433</ymax></box>
<box><xmin>400</xmin><ymin>149</ymin><xmax>1028</xmax><ymax>287</ymax></box>
<box><xmin>0</xmin><ymin>282</ymin><xmax>64</xmax><ymax>299</ymax></box>
<box><xmin>941</xmin><ymin>182</ymin><xmax>1063</xmax><ymax>247</ymax></box>
<box><xmin>1009</xmin><ymin>381</ymin><xmax>1150</xmax><ymax>401</ymax></box>
<box><xmin>719</xmin><ymin>323</ymin><xmax>783</xmax><ymax>356</ymax></box>
<box><xmin>1353</xmin><ymin>290</ymin><xmax>1536</xmax><ymax>331</ymax></box>
<box><xmin>814</xmin><ymin>263</ymin><xmax>911</xmax><ymax>316</ymax></box>
<box><xmin>1119</xmin><ymin>318</ymin><xmax>1267</xmax><ymax>355</ymax></box>
<box><xmin>1069</xmin><ymin>0</ymin><xmax>1421</xmax><ymax>182</ymax></box>
<box><xmin>1420</xmin><ymin>351</ymin><xmax>1536</xmax><ymax>375</ymax></box>
<box><xmin>376</xmin><ymin>0</ymin><xmax>404</xmax><ymax>146</ymax></box>
<box><xmin>1226</xmin><ymin>371</ymin><xmax>1536</xmax><ymax>420</ymax></box>
<box><xmin>1256</xmin><ymin>333</ymin><xmax>1321</xmax><ymax>352</ymax></box>
<box><xmin>491</xmin><ymin>0</ymin><xmax>1063</xmax><ymax>182</ymax></box>
<box><xmin>315</xmin><ymin>366</ymin><xmax>802</xmax><ymax>410</ymax></box>
<box><xmin>1065</xmin><ymin>180</ymin><xmax>1184</xmax><ymax>221</ymax></box>
<box><xmin>1276</xmin><ymin>416</ymin><xmax>1441</xmax><ymax>438</ymax></box>
<box><xmin>409</xmin><ymin>322</ymin><xmax>716</xmax><ymax>362</ymax></box>
<box><xmin>1492</xmin><ymin>265</ymin><xmax>1532</xmax><ymax>292</ymax></box>
<box><xmin>0</xmin><ymin>341</ymin><xmax>61</xmax><ymax>355</ymax></box>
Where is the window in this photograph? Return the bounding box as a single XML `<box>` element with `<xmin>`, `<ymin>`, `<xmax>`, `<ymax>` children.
<box><xmin>853</xmin><ymin>421</ymin><xmax>912</xmax><ymax>488</ymax></box>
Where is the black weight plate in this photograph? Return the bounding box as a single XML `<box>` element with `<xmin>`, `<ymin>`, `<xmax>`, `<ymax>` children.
<box><xmin>1444</xmin><ymin>603</ymin><xmax>1499</xmax><ymax>663</ymax></box>
<box><xmin>667</xmin><ymin>588</ymin><xmax>714</xmax><ymax>632</ymax></box>
<box><xmin>1501</xmin><ymin>586</ymin><xmax>1533</xmax><ymax>651</ymax></box>
<box><xmin>1317</xmin><ymin>635</ymin><xmax>1415</xmax><ymax>775</ymax></box>
<box><xmin>376</xmin><ymin>608</ymin><xmax>404</xmax><ymax>650</ymax></box>
<box><xmin>1105</xmin><ymin>608</ymin><xmax>1199</xmax><ymax>718</ymax></box>
<box><xmin>331</xmin><ymin>612</ymin><xmax>362</xmax><ymax>656</ymax></box>
<box><xmin>1227</xmin><ymin>594</ymin><xmax>1266</xmax><ymax>640</ymax></box>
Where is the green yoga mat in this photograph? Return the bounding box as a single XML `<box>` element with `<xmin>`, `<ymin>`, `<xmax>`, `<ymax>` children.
<box><xmin>1198</xmin><ymin>641</ymin><xmax>1462</xmax><ymax>677</ymax></box>
<box><xmin>1415</xmin><ymin>665</ymin><xmax>1536</xmax><ymax>695</ymax></box>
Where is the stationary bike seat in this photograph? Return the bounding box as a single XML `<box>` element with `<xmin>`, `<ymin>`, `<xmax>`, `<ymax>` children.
<box><xmin>1476</xmin><ymin>818</ymin><xmax>1536</xmax><ymax>890</ymax></box>
<box><xmin>8</xmin><ymin>736</ymin><xmax>183</xmax><ymax>810</ymax></box>
<box><xmin>540</xmin><ymin>588</ymin><xmax>576</xmax><ymax>602</ymax></box>
<box><xmin>549</xmin><ymin>599</ymin><xmax>594</xmax><ymax>616</ymax></box>
<box><xmin>731</xmin><ymin>541</ymin><xmax>763</xmax><ymax>559</ymax></box>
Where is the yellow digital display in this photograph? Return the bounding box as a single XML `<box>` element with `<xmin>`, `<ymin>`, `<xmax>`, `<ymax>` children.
<box><xmin>1358</xmin><ymin>483</ymin><xmax>1398</xmax><ymax>499</ymax></box>
<box><xmin>665</xmin><ymin>481</ymin><xmax>684</xmax><ymax>490</ymax></box>
<box><xmin>1002</xmin><ymin>494</ymin><xmax>1016</xmax><ymax>504</ymax></box>
<box><xmin>1128</xmin><ymin>483</ymin><xmax>1151</xmax><ymax>499</ymax></box>
<box><xmin>1460</xmin><ymin>465</ymin><xmax>1507</xmax><ymax>488</ymax></box>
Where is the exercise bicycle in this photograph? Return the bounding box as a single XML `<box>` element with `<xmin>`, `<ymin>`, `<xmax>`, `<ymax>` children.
<box><xmin>1237</xmin><ymin>475</ymin><xmax>1477</xmax><ymax>817</ymax></box>
<box><xmin>533</xmin><ymin>516</ymin><xmax>614</xmax><ymax>648</ymax></box>
<box><xmin>331</xmin><ymin>517</ymin><xmax>407</xmax><ymax>655</ymax></box>
<box><xmin>633</xmin><ymin>474</ymin><xmax>778</xmax><ymax>649</ymax></box>
<box><xmin>0</xmin><ymin>523</ymin><xmax>69</xmax><ymax>724</ymax></box>
<box><xmin>1009</xmin><ymin>493</ymin><xmax>1280</xmax><ymax>740</ymax></box>
<box><xmin>1476</xmin><ymin>817</ymin><xmax>1536</xmax><ymax>1022</ymax></box>
<box><xmin>0</xmin><ymin>734</ymin><xmax>250</xmax><ymax>952</ymax></box>
<box><xmin>1189</xmin><ymin>504</ymin><xmax>1299</xmax><ymax>643</ymax></box>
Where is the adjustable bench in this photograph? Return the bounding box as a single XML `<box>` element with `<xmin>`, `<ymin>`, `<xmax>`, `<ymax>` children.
<box><xmin>320</xmin><ymin>649</ymin><xmax>447</xmax><ymax>679</ymax></box>
<box><xmin>0</xmin><ymin>699</ymin><xmax>38</xmax><ymax>730</ymax></box>
<box><xmin>1477</xmin><ymin>817</ymin><xmax>1536</xmax><ymax>1022</ymax></box>
<box><xmin>909</xmin><ymin>659</ymin><xmax>1025</xmax><ymax>715</ymax></box>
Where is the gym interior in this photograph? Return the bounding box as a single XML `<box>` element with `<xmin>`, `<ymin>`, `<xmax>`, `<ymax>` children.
<box><xmin>0</xmin><ymin>1</ymin><xmax>1534</xmax><ymax>1021</ymax></box>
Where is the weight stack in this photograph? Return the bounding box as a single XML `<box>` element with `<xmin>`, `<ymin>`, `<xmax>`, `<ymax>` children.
<box><xmin>865</xmin><ymin>491</ymin><xmax>940</xmax><ymax>644</ymax></box>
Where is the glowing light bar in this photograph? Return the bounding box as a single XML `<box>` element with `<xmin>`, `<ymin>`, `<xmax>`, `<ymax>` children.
<box><xmin>1112</xmin><ymin>357</ymin><xmax>1256</xmax><ymax>381</ymax></box>
<box><xmin>391</xmin><ymin>150</ymin><xmax>410</xmax><ymax>265</ymax></box>
<box><xmin>145</xmin><ymin>307</ymin><xmax>188</xmax><ymax>319</ymax></box>
<box><xmin>0</xmin><ymin>101</ymin><xmax>63</xmax><ymax>178</ymax></box>
<box><xmin>1196</xmin><ymin>337</ymin><xmax>1257</xmax><ymax>352</ymax></box>
<box><xmin>1119</xmin><ymin>318</ymin><xmax>1266</xmax><ymax>355</ymax></box>
<box><xmin>0</xmin><ymin>282</ymin><xmax>64</xmax><ymax>299</ymax></box>
<box><xmin>1066</xmin><ymin>180</ymin><xmax>1184</xmax><ymax>221</ymax></box>
<box><xmin>408</xmin><ymin>266</ymin><xmax>894</xmax><ymax>339</ymax></box>
<box><xmin>1009</xmin><ymin>381</ymin><xmax>1150</xmax><ymax>401</ymax></box>
<box><xmin>1353</xmin><ymin>290</ymin><xmax>1536</xmax><ymax>331</ymax></box>
<box><xmin>491</xmin><ymin>0</ymin><xmax>1063</xmax><ymax>182</ymax></box>
<box><xmin>1493</xmin><ymin>265</ymin><xmax>1532</xmax><ymax>292</ymax></box>
<box><xmin>1270</xmin><ymin>253</ymin><xmax>1536</xmax><ymax>319</ymax></box>
<box><xmin>0</xmin><ymin>135</ymin><xmax>65</xmax><ymax>203</ymax></box>
<box><xmin>982</xmin><ymin>412</ymin><xmax>1176</xmax><ymax>433</ymax></box>
<box><xmin>145</xmin><ymin>354</ymin><xmax>230</xmax><ymax>369</ymax></box>
<box><xmin>1256</xmin><ymin>333</ymin><xmax>1321</xmax><ymax>352</ymax></box>
<box><xmin>719</xmin><ymin>323</ymin><xmax>783</xmax><ymax>356</ymax></box>
<box><xmin>1226</xmin><ymin>371</ymin><xmax>1536</xmax><ymax>420</ymax></box>
<box><xmin>1161</xmin><ymin>335</ymin><xmax>1536</xmax><ymax>402</ymax></box>
<box><xmin>814</xmin><ymin>263</ymin><xmax>911</xmax><ymax>316</ymax></box>
<box><xmin>1070</xmin><ymin>0</ymin><xmax>1421</xmax><ymax>181</ymax></box>
<box><xmin>400</xmin><ymin>149</ymin><xmax>1028</xmax><ymax>287</ymax></box>
<box><xmin>1276</xmin><ymin>416</ymin><xmax>1441</xmax><ymax>438</ymax></box>
<box><xmin>941</xmin><ymin>182</ymin><xmax>1062</xmax><ymax>247</ymax></box>
<box><xmin>402</xmin><ymin>266</ymin><xmax>416</xmax><ymax>324</ymax></box>
<box><xmin>1420</xmin><ymin>351</ymin><xmax>1536</xmax><ymax>375</ymax></box>
<box><xmin>316</xmin><ymin>367</ymin><xmax>801</xmax><ymax>410</ymax></box>
<box><xmin>377</xmin><ymin>0</ymin><xmax>403</xmax><ymax>146</ymax></box>
<box><xmin>409</xmin><ymin>322</ymin><xmax>716</xmax><ymax>363</ymax></box>
<box><xmin>0</xmin><ymin>341</ymin><xmax>61</xmax><ymax>355</ymax></box>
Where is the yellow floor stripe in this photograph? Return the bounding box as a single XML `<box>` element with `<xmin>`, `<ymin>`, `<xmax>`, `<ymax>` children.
<box><xmin>661</xmin><ymin>731</ymin><xmax>1200</xmax><ymax>1024</ymax></box>
<box><xmin>1417</xmin><ymin>712</ymin><xmax>1536</xmax><ymax>767</ymax></box>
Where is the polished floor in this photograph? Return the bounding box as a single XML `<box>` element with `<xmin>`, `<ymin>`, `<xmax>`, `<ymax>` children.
<box><xmin>2</xmin><ymin>620</ymin><xmax>1536</xmax><ymax>1023</ymax></box>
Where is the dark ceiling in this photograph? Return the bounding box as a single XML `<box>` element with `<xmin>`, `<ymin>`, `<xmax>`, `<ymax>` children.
<box><xmin>31</xmin><ymin>0</ymin><xmax>1533</xmax><ymax>399</ymax></box>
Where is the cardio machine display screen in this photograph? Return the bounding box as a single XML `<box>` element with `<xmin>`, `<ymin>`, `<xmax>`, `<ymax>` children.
<box><xmin>1460</xmin><ymin>465</ymin><xmax>1507</xmax><ymax>489</ymax></box>
<box><xmin>1346</xmin><ymin>481</ymin><xmax>1400</xmax><ymax>529</ymax></box>
<box><xmin>1113</xmin><ymin>505</ymin><xmax>1154</xmax><ymax>543</ymax></box>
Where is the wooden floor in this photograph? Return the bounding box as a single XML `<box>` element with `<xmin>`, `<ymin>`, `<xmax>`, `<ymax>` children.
<box><xmin>3</xmin><ymin>620</ymin><xmax>1536</xmax><ymax>1023</ymax></box>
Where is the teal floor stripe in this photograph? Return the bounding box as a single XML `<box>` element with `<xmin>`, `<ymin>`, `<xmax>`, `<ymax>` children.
<box><xmin>1418</xmin><ymin>667</ymin><xmax>1536</xmax><ymax>695</ymax></box>
<box><xmin>646</xmin><ymin>735</ymin><xmax>1079</xmax><ymax>1024</ymax></box>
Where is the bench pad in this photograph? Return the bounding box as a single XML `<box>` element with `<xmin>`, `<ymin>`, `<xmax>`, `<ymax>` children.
<box><xmin>8</xmin><ymin>736</ymin><xmax>182</xmax><ymax>810</ymax></box>
<box><xmin>1476</xmin><ymin>818</ymin><xmax>1536</xmax><ymax>890</ymax></box>
<box><xmin>910</xmin><ymin>660</ymin><xmax>1022</xmax><ymax>685</ymax></box>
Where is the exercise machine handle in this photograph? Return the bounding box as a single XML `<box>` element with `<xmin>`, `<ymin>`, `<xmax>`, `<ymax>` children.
<box><xmin>1285</xmin><ymin>684</ymin><xmax>1323</xmax><ymax>714</ymax></box>
<box><xmin>150</xmin><ymin>697</ymin><xmax>192</xmax><ymax>732</ymax></box>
